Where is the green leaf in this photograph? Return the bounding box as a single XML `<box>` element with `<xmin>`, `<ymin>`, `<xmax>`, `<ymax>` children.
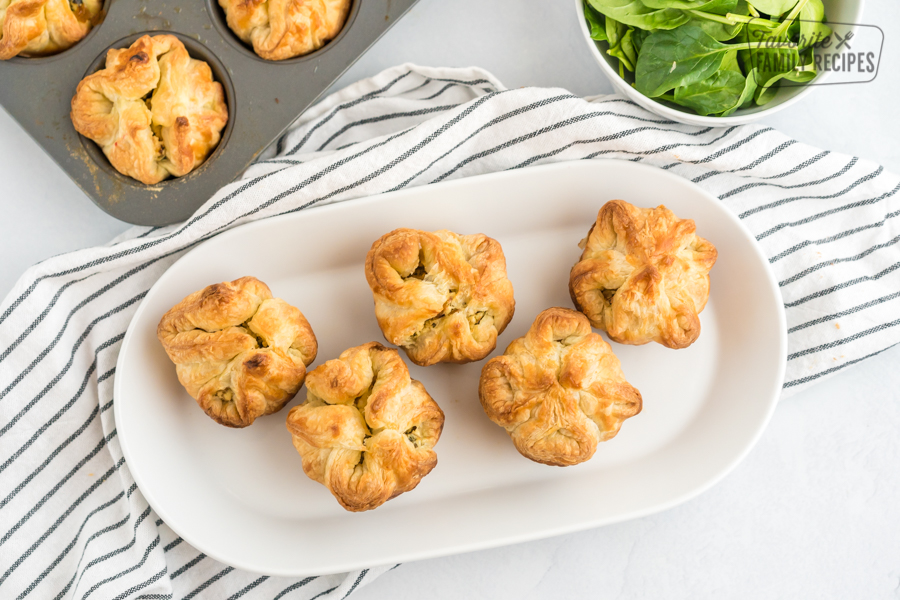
<box><xmin>642</xmin><ymin>0</ymin><xmax>720</xmax><ymax>10</ymax></box>
<box><xmin>606</xmin><ymin>14</ymin><xmax>627</xmax><ymax>45</ymax></box>
<box><xmin>719</xmin><ymin>67</ymin><xmax>759</xmax><ymax>115</ymax></box>
<box><xmin>740</xmin><ymin>21</ymin><xmax>801</xmax><ymax>92</ymax></box>
<box><xmin>768</xmin><ymin>0</ymin><xmax>810</xmax><ymax>39</ymax></box>
<box><xmin>698</xmin><ymin>0</ymin><xmax>740</xmax><ymax>14</ymax></box>
<box><xmin>587</xmin><ymin>0</ymin><xmax>690</xmax><ymax>31</ymax></box>
<box><xmin>754</xmin><ymin>70</ymin><xmax>786</xmax><ymax>104</ymax></box>
<box><xmin>632</xmin><ymin>27</ymin><xmax>651</xmax><ymax>51</ymax></box>
<box><xmin>747</xmin><ymin>0</ymin><xmax>798</xmax><ymax>17</ymax></box>
<box><xmin>684</xmin><ymin>0</ymin><xmax>747</xmax><ymax>40</ymax></box>
<box><xmin>720</xmin><ymin>47</ymin><xmax>741</xmax><ymax>73</ymax></box>
<box><xmin>635</xmin><ymin>25</ymin><xmax>735</xmax><ymax>97</ymax></box>
<box><xmin>684</xmin><ymin>14</ymin><xmax>742</xmax><ymax>41</ymax></box>
<box><xmin>753</xmin><ymin>49</ymin><xmax>815</xmax><ymax>104</ymax></box>
<box><xmin>672</xmin><ymin>50</ymin><xmax>746</xmax><ymax>115</ymax></box>
<box><xmin>798</xmin><ymin>0</ymin><xmax>831</xmax><ymax>48</ymax></box>
<box><xmin>609</xmin><ymin>26</ymin><xmax>639</xmax><ymax>71</ymax></box>
<box><xmin>584</xmin><ymin>1</ymin><xmax>609</xmax><ymax>41</ymax></box>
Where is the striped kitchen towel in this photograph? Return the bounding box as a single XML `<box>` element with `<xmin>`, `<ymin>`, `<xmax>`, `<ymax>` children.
<box><xmin>1</xmin><ymin>63</ymin><xmax>898</xmax><ymax>599</ymax></box>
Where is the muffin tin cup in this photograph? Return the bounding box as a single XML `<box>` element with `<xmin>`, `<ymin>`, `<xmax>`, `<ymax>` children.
<box><xmin>0</xmin><ymin>0</ymin><xmax>419</xmax><ymax>226</ymax></box>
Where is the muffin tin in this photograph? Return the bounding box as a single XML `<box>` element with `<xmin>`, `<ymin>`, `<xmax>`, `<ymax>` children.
<box><xmin>0</xmin><ymin>0</ymin><xmax>419</xmax><ymax>226</ymax></box>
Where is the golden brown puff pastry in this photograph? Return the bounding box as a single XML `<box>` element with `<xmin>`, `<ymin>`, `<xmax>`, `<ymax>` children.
<box><xmin>479</xmin><ymin>307</ymin><xmax>641</xmax><ymax>467</ymax></box>
<box><xmin>365</xmin><ymin>228</ymin><xmax>515</xmax><ymax>367</ymax></box>
<box><xmin>70</xmin><ymin>34</ymin><xmax>228</xmax><ymax>185</ymax></box>
<box><xmin>157</xmin><ymin>276</ymin><xmax>317</xmax><ymax>428</ymax></box>
<box><xmin>569</xmin><ymin>200</ymin><xmax>718</xmax><ymax>349</ymax></box>
<box><xmin>0</xmin><ymin>0</ymin><xmax>101</xmax><ymax>60</ymax></box>
<box><xmin>218</xmin><ymin>0</ymin><xmax>351</xmax><ymax>61</ymax></box>
<box><xmin>286</xmin><ymin>342</ymin><xmax>444</xmax><ymax>512</ymax></box>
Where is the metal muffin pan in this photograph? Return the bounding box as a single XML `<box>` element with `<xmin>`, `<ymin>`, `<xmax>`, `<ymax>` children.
<box><xmin>0</xmin><ymin>0</ymin><xmax>419</xmax><ymax>226</ymax></box>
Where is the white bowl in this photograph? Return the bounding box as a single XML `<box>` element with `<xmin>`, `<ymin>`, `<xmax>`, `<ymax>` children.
<box><xmin>576</xmin><ymin>0</ymin><xmax>865</xmax><ymax>126</ymax></box>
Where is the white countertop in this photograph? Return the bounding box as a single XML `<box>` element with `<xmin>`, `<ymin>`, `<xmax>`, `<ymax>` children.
<box><xmin>2</xmin><ymin>0</ymin><xmax>898</xmax><ymax>597</ymax></box>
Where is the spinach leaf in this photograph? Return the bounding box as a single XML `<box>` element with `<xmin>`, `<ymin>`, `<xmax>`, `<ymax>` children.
<box><xmin>632</xmin><ymin>27</ymin><xmax>651</xmax><ymax>52</ymax></box>
<box><xmin>606</xmin><ymin>13</ymin><xmax>629</xmax><ymax>45</ymax></box>
<box><xmin>754</xmin><ymin>68</ymin><xmax>789</xmax><ymax>104</ymax></box>
<box><xmin>635</xmin><ymin>25</ymin><xmax>737</xmax><ymax>97</ymax></box>
<box><xmin>584</xmin><ymin>4</ymin><xmax>642</xmax><ymax>76</ymax></box>
<box><xmin>642</xmin><ymin>0</ymin><xmax>721</xmax><ymax>9</ymax></box>
<box><xmin>783</xmin><ymin>54</ymin><xmax>817</xmax><ymax>83</ymax></box>
<box><xmin>798</xmin><ymin>0</ymin><xmax>831</xmax><ymax>48</ymax></box>
<box><xmin>587</xmin><ymin>0</ymin><xmax>689</xmax><ymax>31</ymax></box>
<box><xmin>687</xmin><ymin>15</ymin><xmax>744</xmax><ymax>42</ymax></box>
<box><xmin>684</xmin><ymin>0</ymin><xmax>748</xmax><ymax>41</ymax></box>
<box><xmin>752</xmin><ymin>48</ymin><xmax>799</xmax><ymax>93</ymax></box>
<box><xmin>719</xmin><ymin>67</ymin><xmax>759</xmax><ymax>115</ymax></box>
<box><xmin>766</xmin><ymin>0</ymin><xmax>810</xmax><ymax>38</ymax></box>
<box><xmin>609</xmin><ymin>26</ymin><xmax>639</xmax><ymax>72</ymax></box>
<box><xmin>746</xmin><ymin>0</ymin><xmax>798</xmax><ymax>17</ymax></box>
<box><xmin>753</xmin><ymin>48</ymin><xmax>816</xmax><ymax>103</ymax></box>
<box><xmin>672</xmin><ymin>52</ymin><xmax>747</xmax><ymax>115</ymax></box>
<box><xmin>720</xmin><ymin>47</ymin><xmax>742</xmax><ymax>72</ymax></box>
<box><xmin>584</xmin><ymin>1</ymin><xmax>609</xmax><ymax>41</ymax></box>
<box><xmin>684</xmin><ymin>16</ymin><xmax>742</xmax><ymax>41</ymax></box>
<box><xmin>697</xmin><ymin>0</ymin><xmax>739</xmax><ymax>13</ymax></box>
<box><xmin>740</xmin><ymin>21</ymin><xmax>800</xmax><ymax>94</ymax></box>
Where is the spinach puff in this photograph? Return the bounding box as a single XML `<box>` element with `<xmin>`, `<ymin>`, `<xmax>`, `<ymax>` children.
<box><xmin>218</xmin><ymin>0</ymin><xmax>350</xmax><ymax>61</ymax></box>
<box><xmin>0</xmin><ymin>0</ymin><xmax>102</xmax><ymax>60</ymax></box>
<box><xmin>479</xmin><ymin>308</ymin><xmax>641</xmax><ymax>467</ymax></box>
<box><xmin>286</xmin><ymin>342</ymin><xmax>444</xmax><ymax>512</ymax></box>
<box><xmin>365</xmin><ymin>228</ymin><xmax>515</xmax><ymax>367</ymax></box>
<box><xmin>157</xmin><ymin>276</ymin><xmax>317</xmax><ymax>428</ymax></box>
<box><xmin>569</xmin><ymin>200</ymin><xmax>717</xmax><ymax>349</ymax></box>
<box><xmin>70</xmin><ymin>34</ymin><xmax>228</xmax><ymax>185</ymax></box>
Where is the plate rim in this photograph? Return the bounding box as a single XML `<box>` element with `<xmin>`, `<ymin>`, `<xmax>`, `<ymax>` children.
<box><xmin>113</xmin><ymin>158</ymin><xmax>787</xmax><ymax>576</ymax></box>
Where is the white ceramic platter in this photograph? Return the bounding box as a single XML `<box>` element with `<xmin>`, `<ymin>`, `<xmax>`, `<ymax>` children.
<box><xmin>114</xmin><ymin>160</ymin><xmax>786</xmax><ymax>576</ymax></box>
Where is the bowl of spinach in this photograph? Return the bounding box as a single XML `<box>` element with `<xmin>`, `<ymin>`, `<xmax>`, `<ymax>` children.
<box><xmin>577</xmin><ymin>0</ymin><xmax>864</xmax><ymax>125</ymax></box>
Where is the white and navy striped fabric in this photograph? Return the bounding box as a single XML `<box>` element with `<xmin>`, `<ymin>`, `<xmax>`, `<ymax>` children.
<box><xmin>1</xmin><ymin>63</ymin><xmax>898</xmax><ymax>599</ymax></box>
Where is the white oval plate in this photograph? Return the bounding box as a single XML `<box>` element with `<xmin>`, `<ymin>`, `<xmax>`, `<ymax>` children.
<box><xmin>115</xmin><ymin>160</ymin><xmax>786</xmax><ymax>576</ymax></box>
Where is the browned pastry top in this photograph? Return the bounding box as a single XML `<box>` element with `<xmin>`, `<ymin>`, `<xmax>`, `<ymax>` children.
<box><xmin>569</xmin><ymin>200</ymin><xmax>717</xmax><ymax>349</ymax></box>
<box><xmin>286</xmin><ymin>342</ymin><xmax>444</xmax><ymax>512</ymax></box>
<box><xmin>365</xmin><ymin>228</ymin><xmax>515</xmax><ymax>366</ymax></box>
<box><xmin>218</xmin><ymin>0</ymin><xmax>351</xmax><ymax>61</ymax></box>
<box><xmin>479</xmin><ymin>307</ymin><xmax>641</xmax><ymax>467</ymax></box>
<box><xmin>157</xmin><ymin>276</ymin><xmax>317</xmax><ymax>428</ymax></box>
<box><xmin>70</xmin><ymin>34</ymin><xmax>228</xmax><ymax>185</ymax></box>
<box><xmin>0</xmin><ymin>0</ymin><xmax>102</xmax><ymax>60</ymax></box>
